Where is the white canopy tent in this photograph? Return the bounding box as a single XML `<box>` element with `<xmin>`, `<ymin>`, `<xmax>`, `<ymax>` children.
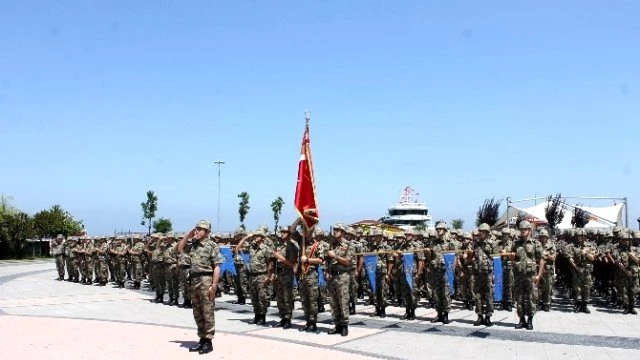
<box><xmin>498</xmin><ymin>201</ymin><xmax>624</xmax><ymax>229</ymax></box>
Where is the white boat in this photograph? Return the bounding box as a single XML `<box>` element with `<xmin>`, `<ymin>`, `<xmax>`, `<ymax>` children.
<box><xmin>380</xmin><ymin>186</ymin><xmax>434</xmax><ymax>230</ymax></box>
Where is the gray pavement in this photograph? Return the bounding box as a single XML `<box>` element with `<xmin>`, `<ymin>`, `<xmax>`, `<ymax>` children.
<box><xmin>1</xmin><ymin>260</ymin><xmax>640</xmax><ymax>359</ymax></box>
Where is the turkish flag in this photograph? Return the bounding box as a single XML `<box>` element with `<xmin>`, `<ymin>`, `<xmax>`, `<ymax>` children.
<box><xmin>294</xmin><ymin>123</ymin><xmax>319</xmax><ymax>231</ymax></box>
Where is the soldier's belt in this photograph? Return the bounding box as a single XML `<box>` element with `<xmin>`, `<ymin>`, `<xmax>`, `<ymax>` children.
<box><xmin>190</xmin><ymin>271</ymin><xmax>213</xmax><ymax>278</ymax></box>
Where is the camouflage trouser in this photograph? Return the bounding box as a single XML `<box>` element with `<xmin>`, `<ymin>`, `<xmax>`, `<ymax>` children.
<box><xmin>473</xmin><ymin>272</ymin><xmax>493</xmax><ymax>316</ymax></box>
<box><xmin>359</xmin><ymin>271</ymin><xmax>371</xmax><ymax>298</ymax></box>
<box><xmin>275</xmin><ymin>269</ymin><xmax>295</xmax><ymax>320</ymax></box>
<box><xmin>132</xmin><ymin>261</ymin><xmax>143</xmax><ymax>283</ymax></box>
<box><xmin>400</xmin><ymin>269</ymin><xmax>419</xmax><ymax>310</ymax></box>
<box><xmin>515</xmin><ymin>272</ymin><xmax>538</xmax><ymax>318</ymax></box>
<box><xmin>454</xmin><ymin>268</ymin><xmax>462</xmax><ymax>299</ymax></box>
<box><xmin>300</xmin><ymin>269</ymin><xmax>319</xmax><ymax>322</ymax></box>
<box><xmin>108</xmin><ymin>259</ymin><xmax>116</xmax><ymax>280</ymax></box>
<box><xmin>234</xmin><ymin>263</ymin><xmax>248</xmax><ymax>299</ymax></box>
<box><xmin>84</xmin><ymin>259</ymin><xmax>94</xmax><ymax>282</ymax></box>
<box><xmin>76</xmin><ymin>258</ymin><xmax>85</xmax><ymax>281</ymax></box>
<box><xmin>116</xmin><ymin>258</ymin><xmax>127</xmax><ymax>282</ymax></box>
<box><xmin>349</xmin><ymin>270</ymin><xmax>357</xmax><ymax>303</ymax></box>
<box><xmin>503</xmin><ymin>266</ymin><xmax>514</xmax><ymax>303</ymax></box>
<box><xmin>615</xmin><ymin>271</ymin><xmax>639</xmax><ymax>308</ymax></box>
<box><xmin>165</xmin><ymin>264</ymin><xmax>180</xmax><ymax>300</ymax></box>
<box><xmin>392</xmin><ymin>269</ymin><xmax>404</xmax><ymax>304</ymax></box>
<box><xmin>249</xmin><ymin>274</ymin><xmax>269</xmax><ymax>316</ymax></box>
<box><xmin>179</xmin><ymin>266</ymin><xmax>192</xmax><ymax>301</ymax></box>
<box><xmin>460</xmin><ymin>266</ymin><xmax>474</xmax><ymax>302</ymax></box>
<box><xmin>66</xmin><ymin>257</ymin><xmax>75</xmax><ymax>280</ymax></box>
<box><xmin>153</xmin><ymin>262</ymin><xmax>166</xmax><ymax>298</ymax></box>
<box><xmin>372</xmin><ymin>270</ymin><xmax>389</xmax><ymax>308</ymax></box>
<box><xmin>191</xmin><ymin>275</ymin><xmax>217</xmax><ymax>339</ymax></box>
<box><xmin>328</xmin><ymin>272</ymin><xmax>351</xmax><ymax>326</ymax></box>
<box><xmin>430</xmin><ymin>268</ymin><xmax>451</xmax><ymax>313</ymax></box>
<box><xmin>571</xmin><ymin>269</ymin><xmax>592</xmax><ymax>303</ymax></box>
<box><xmin>539</xmin><ymin>265</ymin><xmax>554</xmax><ymax>306</ymax></box>
<box><xmin>422</xmin><ymin>268</ymin><xmax>433</xmax><ymax>301</ymax></box>
<box><xmin>98</xmin><ymin>258</ymin><xmax>109</xmax><ymax>283</ymax></box>
<box><xmin>55</xmin><ymin>256</ymin><xmax>65</xmax><ymax>279</ymax></box>
<box><xmin>318</xmin><ymin>279</ymin><xmax>328</xmax><ymax>308</ymax></box>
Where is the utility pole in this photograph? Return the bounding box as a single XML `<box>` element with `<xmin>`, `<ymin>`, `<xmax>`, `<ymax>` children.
<box><xmin>214</xmin><ymin>161</ymin><xmax>226</xmax><ymax>232</ymax></box>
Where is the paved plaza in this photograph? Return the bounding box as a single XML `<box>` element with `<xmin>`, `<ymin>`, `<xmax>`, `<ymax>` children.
<box><xmin>1</xmin><ymin>260</ymin><xmax>640</xmax><ymax>360</ymax></box>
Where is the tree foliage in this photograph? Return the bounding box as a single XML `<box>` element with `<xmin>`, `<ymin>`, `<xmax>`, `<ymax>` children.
<box><xmin>0</xmin><ymin>211</ymin><xmax>36</xmax><ymax>259</ymax></box>
<box><xmin>414</xmin><ymin>223</ymin><xmax>427</xmax><ymax>231</ymax></box>
<box><xmin>32</xmin><ymin>205</ymin><xmax>83</xmax><ymax>238</ymax></box>
<box><xmin>153</xmin><ymin>217</ymin><xmax>172</xmax><ymax>233</ymax></box>
<box><xmin>544</xmin><ymin>193</ymin><xmax>565</xmax><ymax>235</ymax></box>
<box><xmin>0</xmin><ymin>194</ymin><xmax>18</xmax><ymax>216</ymax></box>
<box><xmin>140</xmin><ymin>190</ymin><xmax>158</xmax><ymax>236</ymax></box>
<box><xmin>476</xmin><ymin>198</ymin><xmax>502</xmax><ymax>227</ymax></box>
<box><xmin>238</xmin><ymin>192</ymin><xmax>250</xmax><ymax>229</ymax></box>
<box><xmin>451</xmin><ymin>218</ymin><xmax>464</xmax><ymax>230</ymax></box>
<box><xmin>571</xmin><ymin>205</ymin><xmax>590</xmax><ymax>228</ymax></box>
<box><xmin>270</xmin><ymin>196</ymin><xmax>285</xmax><ymax>233</ymax></box>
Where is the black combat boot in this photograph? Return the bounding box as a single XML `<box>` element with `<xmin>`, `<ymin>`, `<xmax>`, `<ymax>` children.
<box><xmin>155</xmin><ymin>296</ymin><xmax>163</xmax><ymax>303</ymax></box>
<box><xmin>341</xmin><ymin>325</ymin><xmax>349</xmax><ymax>336</ymax></box>
<box><xmin>525</xmin><ymin>316</ymin><xmax>534</xmax><ymax>330</ymax></box>
<box><xmin>407</xmin><ymin>308</ymin><xmax>416</xmax><ymax>320</ymax></box>
<box><xmin>299</xmin><ymin>321</ymin><xmax>310</xmax><ymax>332</ymax></box>
<box><xmin>133</xmin><ymin>281</ymin><xmax>140</xmax><ymax>290</ymax></box>
<box><xmin>473</xmin><ymin>315</ymin><xmax>484</xmax><ymax>326</ymax></box>
<box><xmin>349</xmin><ymin>301</ymin><xmax>356</xmax><ymax>315</ymax></box>
<box><xmin>256</xmin><ymin>314</ymin><xmax>266</xmax><ymax>325</ymax></box>
<box><xmin>199</xmin><ymin>339</ymin><xmax>213</xmax><ymax>354</ymax></box>
<box><xmin>380</xmin><ymin>307</ymin><xmax>386</xmax><ymax>318</ymax></box>
<box><xmin>431</xmin><ymin>312</ymin><xmax>443</xmax><ymax>323</ymax></box>
<box><xmin>630</xmin><ymin>307</ymin><xmax>637</xmax><ymax>315</ymax></box>
<box><xmin>442</xmin><ymin>312</ymin><xmax>450</xmax><ymax>324</ymax></box>
<box><xmin>234</xmin><ymin>297</ymin><xmax>245</xmax><ymax>305</ymax></box>
<box><xmin>623</xmin><ymin>307</ymin><xmax>631</xmax><ymax>314</ymax></box>
<box><xmin>484</xmin><ymin>315</ymin><xmax>493</xmax><ymax>327</ymax></box>
<box><xmin>272</xmin><ymin>318</ymin><xmax>286</xmax><ymax>328</ymax></box>
<box><xmin>573</xmin><ymin>302</ymin><xmax>581</xmax><ymax>313</ymax></box>
<box><xmin>252</xmin><ymin>315</ymin><xmax>259</xmax><ymax>324</ymax></box>
<box><xmin>582</xmin><ymin>302</ymin><xmax>590</xmax><ymax>314</ymax></box>
<box><xmin>506</xmin><ymin>301</ymin><xmax>513</xmax><ymax>312</ymax></box>
<box><xmin>188</xmin><ymin>338</ymin><xmax>205</xmax><ymax>352</ymax></box>
<box><xmin>328</xmin><ymin>324</ymin><xmax>343</xmax><ymax>335</ymax></box>
<box><xmin>401</xmin><ymin>309</ymin><xmax>411</xmax><ymax>320</ymax></box>
<box><xmin>307</xmin><ymin>322</ymin><xmax>317</xmax><ymax>333</ymax></box>
<box><xmin>182</xmin><ymin>299</ymin><xmax>192</xmax><ymax>308</ymax></box>
<box><xmin>318</xmin><ymin>305</ymin><xmax>326</xmax><ymax>313</ymax></box>
<box><xmin>515</xmin><ymin>317</ymin><xmax>526</xmax><ymax>329</ymax></box>
<box><xmin>283</xmin><ymin>318</ymin><xmax>292</xmax><ymax>329</ymax></box>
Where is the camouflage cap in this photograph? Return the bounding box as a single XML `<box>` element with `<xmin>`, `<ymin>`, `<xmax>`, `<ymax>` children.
<box><xmin>463</xmin><ymin>232</ymin><xmax>472</xmax><ymax>240</ymax></box>
<box><xmin>501</xmin><ymin>228</ymin><xmax>511</xmax><ymax>236</ymax></box>
<box><xmin>333</xmin><ymin>222</ymin><xmax>347</xmax><ymax>231</ymax></box>
<box><xmin>471</xmin><ymin>229</ymin><xmax>479</xmax><ymax>237</ymax></box>
<box><xmin>253</xmin><ymin>227</ymin><xmax>268</xmax><ymax>238</ymax></box>
<box><xmin>478</xmin><ymin>223</ymin><xmax>491</xmax><ymax>233</ymax></box>
<box><xmin>278</xmin><ymin>226</ymin><xmax>290</xmax><ymax>233</ymax></box>
<box><xmin>151</xmin><ymin>233</ymin><xmax>161</xmax><ymax>239</ymax></box>
<box><xmin>56</xmin><ymin>234</ymin><xmax>64</xmax><ymax>240</ymax></box>
<box><xmin>450</xmin><ymin>229</ymin><xmax>459</xmax><ymax>235</ymax></box>
<box><xmin>116</xmin><ymin>235</ymin><xmax>125</xmax><ymax>241</ymax></box>
<box><xmin>195</xmin><ymin>220</ymin><xmax>212</xmax><ymax>231</ymax></box>
<box><xmin>435</xmin><ymin>222</ymin><xmax>447</xmax><ymax>230</ymax></box>
<box><xmin>313</xmin><ymin>227</ymin><xmax>325</xmax><ymax>238</ymax></box>
<box><xmin>538</xmin><ymin>229</ymin><xmax>549</xmax><ymax>238</ymax></box>
<box><xmin>518</xmin><ymin>220</ymin><xmax>532</xmax><ymax>230</ymax></box>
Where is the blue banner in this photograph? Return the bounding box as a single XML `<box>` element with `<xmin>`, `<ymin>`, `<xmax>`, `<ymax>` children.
<box><xmin>240</xmin><ymin>252</ymin><xmax>251</xmax><ymax>273</ymax></box>
<box><xmin>363</xmin><ymin>254</ymin><xmax>377</xmax><ymax>294</ymax></box>
<box><xmin>493</xmin><ymin>256</ymin><xmax>503</xmax><ymax>302</ymax></box>
<box><xmin>402</xmin><ymin>253</ymin><xmax>414</xmax><ymax>290</ymax></box>
<box><xmin>317</xmin><ymin>265</ymin><xmax>326</xmax><ymax>286</ymax></box>
<box><xmin>219</xmin><ymin>246</ymin><xmax>236</xmax><ymax>276</ymax></box>
<box><xmin>444</xmin><ymin>253</ymin><xmax>456</xmax><ymax>296</ymax></box>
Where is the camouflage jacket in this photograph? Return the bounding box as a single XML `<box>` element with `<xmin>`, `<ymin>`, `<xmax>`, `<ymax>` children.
<box><xmin>189</xmin><ymin>238</ymin><xmax>224</xmax><ymax>273</ymax></box>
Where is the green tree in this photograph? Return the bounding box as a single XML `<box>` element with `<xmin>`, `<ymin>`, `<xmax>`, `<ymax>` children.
<box><xmin>0</xmin><ymin>211</ymin><xmax>36</xmax><ymax>259</ymax></box>
<box><xmin>140</xmin><ymin>190</ymin><xmax>158</xmax><ymax>236</ymax></box>
<box><xmin>270</xmin><ymin>196</ymin><xmax>285</xmax><ymax>233</ymax></box>
<box><xmin>238</xmin><ymin>192</ymin><xmax>250</xmax><ymax>229</ymax></box>
<box><xmin>153</xmin><ymin>217</ymin><xmax>173</xmax><ymax>233</ymax></box>
<box><xmin>414</xmin><ymin>223</ymin><xmax>427</xmax><ymax>231</ymax></box>
<box><xmin>451</xmin><ymin>218</ymin><xmax>464</xmax><ymax>230</ymax></box>
<box><xmin>571</xmin><ymin>205</ymin><xmax>590</xmax><ymax>228</ymax></box>
<box><xmin>0</xmin><ymin>194</ymin><xmax>18</xmax><ymax>216</ymax></box>
<box><xmin>476</xmin><ymin>198</ymin><xmax>502</xmax><ymax>227</ymax></box>
<box><xmin>32</xmin><ymin>205</ymin><xmax>83</xmax><ymax>238</ymax></box>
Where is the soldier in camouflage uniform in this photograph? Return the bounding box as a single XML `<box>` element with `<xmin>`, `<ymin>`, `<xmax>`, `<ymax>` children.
<box><xmin>512</xmin><ymin>221</ymin><xmax>544</xmax><ymax>330</ymax></box>
<box><xmin>114</xmin><ymin>236</ymin><xmax>128</xmax><ymax>287</ymax></box>
<box><xmin>538</xmin><ymin>229</ymin><xmax>556</xmax><ymax>312</ymax></box>
<box><xmin>470</xmin><ymin>223</ymin><xmax>495</xmax><ymax>326</ymax></box>
<box><xmin>65</xmin><ymin>237</ymin><xmax>78</xmax><ymax>282</ymax></box>
<box><xmin>96</xmin><ymin>237</ymin><xmax>109</xmax><ymax>286</ymax></box>
<box><xmin>107</xmin><ymin>236</ymin><xmax>117</xmax><ymax>282</ymax></box>
<box><xmin>396</xmin><ymin>229</ymin><xmax>425</xmax><ymax>320</ymax></box>
<box><xmin>129</xmin><ymin>235</ymin><xmax>145</xmax><ymax>289</ymax></box>
<box><xmin>610</xmin><ymin>231</ymin><xmax>639</xmax><ymax>314</ymax></box>
<box><xmin>370</xmin><ymin>228</ymin><xmax>393</xmax><ymax>317</ymax></box>
<box><xmin>74</xmin><ymin>237</ymin><xmax>86</xmax><ymax>283</ymax></box>
<box><xmin>178</xmin><ymin>220</ymin><xmax>223</xmax><ymax>355</ymax></box>
<box><xmin>163</xmin><ymin>233</ymin><xmax>180</xmax><ymax>305</ymax></box>
<box><xmin>236</xmin><ymin>228</ymin><xmax>272</xmax><ymax>325</ymax></box>
<box><xmin>427</xmin><ymin>222</ymin><xmax>452</xmax><ymax>324</ymax></box>
<box><xmin>457</xmin><ymin>231</ymin><xmax>475</xmax><ymax>311</ymax></box>
<box><xmin>51</xmin><ymin>235</ymin><xmax>66</xmax><ymax>280</ymax></box>
<box><xmin>326</xmin><ymin>223</ymin><xmax>355</xmax><ymax>336</ymax></box>
<box><xmin>232</xmin><ymin>227</ymin><xmax>250</xmax><ymax>305</ymax></box>
<box><xmin>295</xmin><ymin>220</ymin><xmax>327</xmax><ymax>333</ymax></box>
<box><xmin>270</xmin><ymin>226</ymin><xmax>300</xmax><ymax>329</ymax></box>
<box><xmin>83</xmin><ymin>236</ymin><xmax>96</xmax><ymax>285</ymax></box>
<box><xmin>146</xmin><ymin>233</ymin><xmax>166</xmax><ymax>302</ymax></box>
<box><xmin>345</xmin><ymin>227</ymin><xmax>359</xmax><ymax>315</ymax></box>
<box><xmin>177</xmin><ymin>233</ymin><xmax>193</xmax><ymax>308</ymax></box>
<box><xmin>567</xmin><ymin>228</ymin><xmax>595</xmax><ymax>314</ymax></box>
<box><xmin>495</xmin><ymin>227</ymin><xmax>514</xmax><ymax>311</ymax></box>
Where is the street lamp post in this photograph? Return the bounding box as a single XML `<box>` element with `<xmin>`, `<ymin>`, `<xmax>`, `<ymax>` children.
<box><xmin>214</xmin><ymin>161</ymin><xmax>226</xmax><ymax>232</ymax></box>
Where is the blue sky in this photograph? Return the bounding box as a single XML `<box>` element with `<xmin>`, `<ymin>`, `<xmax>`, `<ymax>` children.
<box><xmin>1</xmin><ymin>1</ymin><xmax>639</xmax><ymax>234</ymax></box>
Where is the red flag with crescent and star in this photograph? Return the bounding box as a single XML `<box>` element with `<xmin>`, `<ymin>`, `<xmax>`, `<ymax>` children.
<box><xmin>294</xmin><ymin>119</ymin><xmax>319</xmax><ymax>232</ymax></box>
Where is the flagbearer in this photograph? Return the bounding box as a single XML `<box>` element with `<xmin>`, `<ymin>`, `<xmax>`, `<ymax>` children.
<box><xmin>470</xmin><ymin>223</ymin><xmax>496</xmax><ymax>326</ymax></box>
<box><xmin>326</xmin><ymin>223</ymin><xmax>355</xmax><ymax>336</ymax></box>
<box><xmin>270</xmin><ymin>226</ymin><xmax>300</xmax><ymax>329</ymax></box>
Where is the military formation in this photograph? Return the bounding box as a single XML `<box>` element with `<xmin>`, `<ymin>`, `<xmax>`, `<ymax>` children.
<box><xmin>50</xmin><ymin>220</ymin><xmax>640</xmax><ymax>338</ymax></box>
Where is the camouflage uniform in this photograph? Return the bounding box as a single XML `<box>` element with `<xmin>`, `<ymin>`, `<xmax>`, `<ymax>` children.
<box><xmin>178</xmin><ymin>234</ymin><xmax>193</xmax><ymax>307</ymax></box>
<box><xmin>567</xmin><ymin>229</ymin><xmax>595</xmax><ymax>313</ymax></box>
<box><xmin>428</xmin><ymin>223</ymin><xmax>452</xmax><ymax>324</ymax></box>
<box><xmin>495</xmin><ymin>228</ymin><xmax>514</xmax><ymax>311</ymax></box>
<box><xmin>65</xmin><ymin>238</ymin><xmax>78</xmax><ymax>282</ymax></box>
<box><xmin>73</xmin><ymin>239</ymin><xmax>85</xmax><ymax>282</ymax></box>
<box><xmin>272</xmin><ymin>229</ymin><xmax>300</xmax><ymax>328</ymax></box>
<box><xmin>96</xmin><ymin>239</ymin><xmax>109</xmax><ymax>285</ymax></box>
<box><xmin>372</xmin><ymin>230</ymin><xmax>392</xmax><ymax>317</ymax></box>
<box><xmin>247</xmin><ymin>230</ymin><xmax>272</xmax><ymax>324</ymax></box>
<box><xmin>130</xmin><ymin>237</ymin><xmax>145</xmax><ymax>289</ymax></box>
<box><xmin>472</xmin><ymin>224</ymin><xmax>495</xmax><ymax>326</ymax></box>
<box><xmin>233</xmin><ymin>229</ymin><xmax>250</xmax><ymax>304</ymax></box>
<box><xmin>184</xmin><ymin>220</ymin><xmax>223</xmax><ymax>353</ymax></box>
<box><xmin>298</xmin><ymin>228</ymin><xmax>327</xmax><ymax>332</ymax></box>
<box><xmin>612</xmin><ymin>232</ymin><xmax>639</xmax><ymax>314</ymax></box>
<box><xmin>148</xmin><ymin>234</ymin><xmax>166</xmax><ymax>301</ymax></box>
<box><xmin>513</xmin><ymin>221</ymin><xmax>544</xmax><ymax>330</ymax></box>
<box><xmin>51</xmin><ymin>236</ymin><xmax>66</xmax><ymax>280</ymax></box>
<box><xmin>538</xmin><ymin>230</ymin><xmax>556</xmax><ymax>311</ymax></box>
<box><xmin>164</xmin><ymin>235</ymin><xmax>180</xmax><ymax>305</ymax></box>
<box><xmin>458</xmin><ymin>233</ymin><xmax>475</xmax><ymax>310</ymax></box>
<box><xmin>84</xmin><ymin>237</ymin><xmax>96</xmax><ymax>284</ymax></box>
<box><xmin>326</xmin><ymin>224</ymin><xmax>354</xmax><ymax>336</ymax></box>
<box><xmin>107</xmin><ymin>238</ymin><xmax>117</xmax><ymax>282</ymax></box>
